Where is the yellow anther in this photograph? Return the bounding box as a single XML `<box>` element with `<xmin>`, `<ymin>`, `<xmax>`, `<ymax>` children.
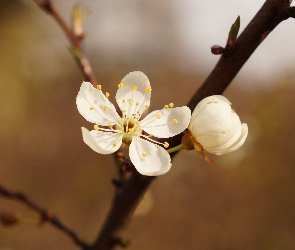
<box><xmin>122</xmin><ymin>99</ymin><xmax>126</xmax><ymax>103</ymax></box>
<box><xmin>129</xmin><ymin>101</ymin><xmax>133</xmax><ymax>105</ymax></box>
<box><xmin>135</xmin><ymin>121</ymin><xmax>139</xmax><ymax>124</ymax></box>
<box><xmin>94</xmin><ymin>124</ymin><xmax>99</xmax><ymax>130</ymax></box>
<box><xmin>148</xmin><ymin>134</ymin><xmax>153</xmax><ymax>137</ymax></box>
<box><xmin>145</xmin><ymin>87</ymin><xmax>152</xmax><ymax>93</ymax></box>
<box><xmin>169</xmin><ymin>103</ymin><xmax>174</xmax><ymax>108</ymax></box>
<box><xmin>142</xmin><ymin>152</ymin><xmax>148</xmax><ymax>157</ymax></box>
<box><xmin>105</xmin><ymin>92</ymin><xmax>110</xmax><ymax>98</ymax></box>
<box><xmin>172</xmin><ymin>119</ymin><xmax>178</xmax><ymax>124</ymax></box>
<box><xmin>128</xmin><ymin>128</ymin><xmax>135</xmax><ymax>132</ymax></box>
<box><xmin>136</xmin><ymin>102</ymin><xmax>139</xmax><ymax>106</ymax></box>
<box><xmin>118</xmin><ymin>82</ymin><xmax>125</xmax><ymax>88</ymax></box>
<box><xmin>163</xmin><ymin>142</ymin><xmax>169</xmax><ymax>148</ymax></box>
<box><xmin>90</xmin><ymin>107</ymin><xmax>95</xmax><ymax>110</ymax></box>
<box><xmin>132</xmin><ymin>113</ymin><xmax>136</xmax><ymax>117</ymax></box>
<box><xmin>164</xmin><ymin>105</ymin><xmax>169</xmax><ymax>109</ymax></box>
<box><xmin>103</xmin><ymin>106</ymin><xmax>108</xmax><ymax>111</ymax></box>
<box><xmin>132</xmin><ymin>85</ymin><xmax>137</xmax><ymax>90</ymax></box>
<box><xmin>122</xmin><ymin>110</ymin><xmax>127</xmax><ymax>113</ymax></box>
<box><xmin>113</xmin><ymin>143</ymin><xmax>117</xmax><ymax>147</ymax></box>
<box><xmin>96</xmin><ymin>85</ymin><xmax>101</xmax><ymax>90</ymax></box>
<box><xmin>156</xmin><ymin>114</ymin><xmax>161</xmax><ymax>119</ymax></box>
<box><xmin>145</xmin><ymin>104</ymin><xmax>149</xmax><ymax>109</ymax></box>
<box><xmin>108</xmin><ymin>124</ymin><xmax>113</xmax><ymax>128</ymax></box>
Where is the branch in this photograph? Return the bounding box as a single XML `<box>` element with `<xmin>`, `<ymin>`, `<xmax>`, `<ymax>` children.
<box><xmin>34</xmin><ymin>0</ymin><xmax>98</xmax><ymax>85</ymax></box>
<box><xmin>0</xmin><ymin>184</ymin><xmax>90</xmax><ymax>249</ymax></box>
<box><xmin>90</xmin><ymin>0</ymin><xmax>292</xmax><ymax>249</ymax></box>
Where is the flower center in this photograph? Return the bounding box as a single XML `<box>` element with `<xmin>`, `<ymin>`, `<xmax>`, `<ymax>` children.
<box><xmin>115</xmin><ymin>117</ymin><xmax>142</xmax><ymax>145</ymax></box>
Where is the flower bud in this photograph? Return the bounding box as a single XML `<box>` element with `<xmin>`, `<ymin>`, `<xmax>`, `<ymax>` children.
<box><xmin>211</xmin><ymin>45</ymin><xmax>224</xmax><ymax>55</ymax></box>
<box><xmin>188</xmin><ymin>95</ymin><xmax>248</xmax><ymax>155</ymax></box>
<box><xmin>0</xmin><ymin>211</ymin><xmax>20</xmax><ymax>226</ymax></box>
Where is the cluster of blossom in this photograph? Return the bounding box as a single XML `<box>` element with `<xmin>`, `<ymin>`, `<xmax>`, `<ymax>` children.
<box><xmin>76</xmin><ymin>71</ymin><xmax>248</xmax><ymax>176</ymax></box>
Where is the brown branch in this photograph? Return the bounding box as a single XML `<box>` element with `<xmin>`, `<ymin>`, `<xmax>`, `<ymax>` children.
<box><xmin>34</xmin><ymin>0</ymin><xmax>98</xmax><ymax>85</ymax></box>
<box><xmin>90</xmin><ymin>0</ymin><xmax>293</xmax><ymax>249</ymax></box>
<box><xmin>0</xmin><ymin>184</ymin><xmax>90</xmax><ymax>249</ymax></box>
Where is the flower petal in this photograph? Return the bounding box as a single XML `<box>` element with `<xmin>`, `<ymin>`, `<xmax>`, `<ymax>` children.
<box><xmin>115</xmin><ymin>72</ymin><xmax>151</xmax><ymax>118</ymax></box>
<box><xmin>212</xmin><ymin>123</ymin><xmax>248</xmax><ymax>155</ymax></box>
<box><xmin>129</xmin><ymin>137</ymin><xmax>171</xmax><ymax>176</ymax></box>
<box><xmin>81</xmin><ymin>127</ymin><xmax>122</xmax><ymax>154</ymax></box>
<box><xmin>191</xmin><ymin>95</ymin><xmax>232</xmax><ymax>123</ymax></box>
<box><xmin>140</xmin><ymin>106</ymin><xmax>191</xmax><ymax>138</ymax></box>
<box><xmin>77</xmin><ymin>82</ymin><xmax>120</xmax><ymax>126</ymax></box>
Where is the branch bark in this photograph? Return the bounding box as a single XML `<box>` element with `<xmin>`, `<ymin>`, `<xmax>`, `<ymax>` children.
<box><xmin>34</xmin><ymin>0</ymin><xmax>98</xmax><ymax>85</ymax></box>
<box><xmin>0</xmin><ymin>184</ymin><xmax>90</xmax><ymax>249</ymax></box>
<box><xmin>91</xmin><ymin>0</ymin><xmax>292</xmax><ymax>249</ymax></box>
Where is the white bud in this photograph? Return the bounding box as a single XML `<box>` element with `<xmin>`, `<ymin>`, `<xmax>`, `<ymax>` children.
<box><xmin>188</xmin><ymin>95</ymin><xmax>248</xmax><ymax>155</ymax></box>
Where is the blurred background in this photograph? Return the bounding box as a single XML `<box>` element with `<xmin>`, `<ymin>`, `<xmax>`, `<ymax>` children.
<box><xmin>1</xmin><ymin>0</ymin><xmax>295</xmax><ymax>249</ymax></box>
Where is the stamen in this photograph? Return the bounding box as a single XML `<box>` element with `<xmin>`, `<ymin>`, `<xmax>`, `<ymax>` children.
<box><xmin>164</xmin><ymin>105</ymin><xmax>169</xmax><ymax>109</ymax></box>
<box><xmin>132</xmin><ymin>85</ymin><xmax>137</xmax><ymax>90</ymax></box>
<box><xmin>132</xmin><ymin>114</ymin><xmax>136</xmax><ymax>117</ymax></box>
<box><xmin>169</xmin><ymin>103</ymin><xmax>174</xmax><ymax>108</ymax></box>
<box><xmin>105</xmin><ymin>92</ymin><xmax>110</xmax><ymax>98</ymax></box>
<box><xmin>122</xmin><ymin>110</ymin><xmax>127</xmax><ymax>113</ymax></box>
<box><xmin>163</xmin><ymin>142</ymin><xmax>169</xmax><ymax>148</ymax></box>
<box><xmin>148</xmin><ymin>134</ymin><xmax>153</xmax><ymax>137</ymax></box>
<box><xmin>122</xmin><ymin>99</ymin><xmax>126</xmax><ymax>103</ymax></box>
<box><xmin>96</xmin><ymin>85</ymin><xmax>101</xmax><ymax>90</ymax></box>
<box><xmin>103</xmin><ymin>106</ymin><xmax>109</xmax><ymax>111</ymax></box>
<box><xmin>145</xmin><ymin>104</ymin><xmax>149</xmax><ymax>109</ymax></box>
<box><xmin>172</xmin><ymin>119</ymin><xmax>178</xmax><ymax>124</ymax></box>
<box><xmin>129</xmin><ymin>101</ymin><xmax>133</xmax><ymax>105</ymax></box>
<box><xmin>156</xmin><ymin>114</ymin><xmax>161</xmax><ymax>119</ymax></box>
<box><xmin>145</xmin><ymin>87</ymin><xmax>152</xmax><ymax>93</ymax></box>
<box><xmin>90</xmin><ymin>107</ymin><xmax>95</xmax><ymax>110</ymax></box>
<box><xmin>113</xmin><ymin>143</ymin><xmax>117</xmax><ymax>147</ymax></box>
<box><xmin>136</xmin><ymin>102</ymin><xmax>139</xmax><ymax>106</ymax></box>
<box><xmin>142</xmin><ymin>152</ymin><xmax>148</xmax><ymax>157</ymax></box>
<box><xmin>118</xmin><ymin>82</ymin><xmax>125</xmax><ymax>88</ymax></box>
<box><xmin>94</xmin><ymin>124</ymin><xmax>99</xmax><ymax>130</ymax></box>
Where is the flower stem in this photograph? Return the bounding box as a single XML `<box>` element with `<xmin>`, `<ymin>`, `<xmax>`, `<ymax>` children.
<box><xmin>166</xmin><ymin>144</ymin><xmax>185</xmax><ymax>154</ymax></box>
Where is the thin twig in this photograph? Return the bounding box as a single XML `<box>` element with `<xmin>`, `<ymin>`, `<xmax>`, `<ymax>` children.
<box><xmin>90</xmin><ymin>0</ymin><xmax>292</xmax><ymax>249</ymax></box>
<box><xmin>34</xmin><ymin>0</ymin><xmax>98</xmax><ymax>85</ymax></box>
<box><xmin>0</xmin><ymin>184</ymin><xmax>90</xmax><ymax>249</ymax></box>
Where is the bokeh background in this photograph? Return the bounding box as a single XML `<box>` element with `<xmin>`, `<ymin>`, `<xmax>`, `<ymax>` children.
<box><xmin>1</xmin><ymin>0</ymin><xmax>295</xmax><ymax>249</ymax></box>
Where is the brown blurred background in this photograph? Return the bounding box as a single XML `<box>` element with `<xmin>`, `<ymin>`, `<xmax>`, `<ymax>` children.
<box><xmin>1</xmin><ymin>1</ymin><xmax>295</xmax><ymax>249</ymax></box>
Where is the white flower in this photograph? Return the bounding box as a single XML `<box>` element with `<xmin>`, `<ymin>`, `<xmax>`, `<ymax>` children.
<box><xmin>76</xmin><ymin>71</ymin><xmax>191</xmax><ymax>176</ymax></box>
<box><xmin>188</xmin><ymin>95</ymin><xmax>248</xmax><ymax>156</ymax></box>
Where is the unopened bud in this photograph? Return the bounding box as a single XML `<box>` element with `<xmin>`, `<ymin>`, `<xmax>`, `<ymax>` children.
<box><xmin>0</xmin><ymin>211</ymin><xmax>20</xmax><ymax>226</ymax></box>
<box><xmin>211</xmin><ymin>45</ymin><xmax>225</xmax><ymax>55</ymax></box>
<box><xmin>71</xmin><ymin>4</ymin><xmax>88</xmax><ymax>39</ymax></box>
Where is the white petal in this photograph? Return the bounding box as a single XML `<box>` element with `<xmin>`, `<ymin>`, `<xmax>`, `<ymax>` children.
<box><xmin>77</xmin><ymin>82</ymin><xmax>120</xmax><ymax>126</ymax></box>
<box><xmin>81</xmin><ymin>127</ymin><xmax>122</xmax><ymax>154</ymax></box>
<box><xmin>194</xmin><ymin>108</ymin><xmax>242</xmax><ymax>152</ymax></box>
<box><xmin>213</xmin><ymin>123</ymin><xmax>248</xmax><ymax>155</ymax></box>
<box><xmin>115</xmin><ymin>72</ymin><xmax>151</xmax><ymax>118</ymax></box>
<box><xmin>191</xmin><ymin>95</ymin><xmax>232</xmax><ymax>122</ymax></box>
<box><xmin>140</xmin><ymin>106</ymin><xmax>191</xmax><ymax>138</ymax></box>
<box><xmin>129</xmin><ymin>137</ymin><xmax>171</xmax><ymax>176</ymax></box>
<box><xmin>189</xmin><ymin>101</ymin><xmax>232</xmax><ymax>138</ymax></box>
